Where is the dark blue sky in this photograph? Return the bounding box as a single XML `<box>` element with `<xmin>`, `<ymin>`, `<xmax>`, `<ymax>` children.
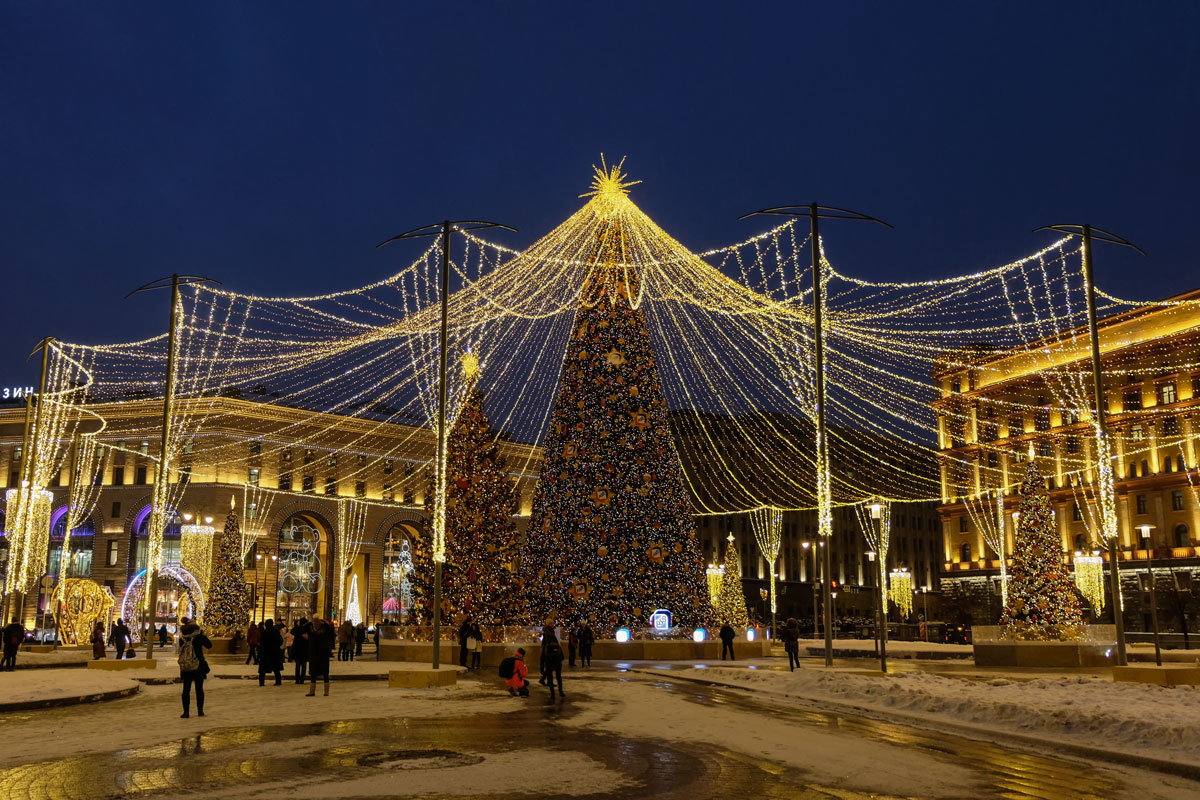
<box><xmin>2</xmin><ymin>2</ymin><xmax>1198</xmax><ymax>384</ymax></box>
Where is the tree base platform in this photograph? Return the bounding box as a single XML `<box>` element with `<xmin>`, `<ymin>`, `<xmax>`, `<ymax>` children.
<box><xmin>1112</xmin><ymin>665</ymin><xmax>1200</xmax><ymax>686</ymax></box>
<box><xmin>87</xmin><ymin>658</ymin><xmax>158</xmax><ymax>670</ymax></box>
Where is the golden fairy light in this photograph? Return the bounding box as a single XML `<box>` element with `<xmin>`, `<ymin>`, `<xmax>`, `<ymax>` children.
<box><xmin>1073</xmin><ymin>551</ymin><xmax>1106</xmax><ymax>612</ymax></box>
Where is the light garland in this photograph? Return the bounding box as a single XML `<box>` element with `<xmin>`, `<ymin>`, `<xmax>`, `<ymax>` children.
<box><xmin>749</xmin><ymin>507</ymin><xmax>782</xmax><ymax>614</ymax></box>
<box><xmin>180</xmin><ymin>523</ymin><xmax>215</xmax><ymax>594</ymax></box>
<box><xmin>1072</xmin><ymin>551</ymin><xmax>1106</xmax><ymax>613</ymax></box>
<box><xmin>889</xmin><ymin>567</ymin><xmax>913</xmax><ymax>618</ymax></box>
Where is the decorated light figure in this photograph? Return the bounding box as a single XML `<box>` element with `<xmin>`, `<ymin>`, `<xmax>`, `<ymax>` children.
<box><xmin>889</xmin><ymin>567</ymin><xmax>914</xmax><ymax>619</ymax></box>
<box><xmin>1072</xmin><ymin>550</ymin><xmax>1105</xmax><ymax>613</ymax></box>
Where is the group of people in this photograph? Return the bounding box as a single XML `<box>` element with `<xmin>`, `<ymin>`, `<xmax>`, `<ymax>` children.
<box><xmin>243</xmin><ymin>618</ymin><xmax>337</xmax><ymax>695</ymax></box>
<box><xmin>456</xmin><ymin>619</ymin><xmax>485</xmax><ymax>670</ymax></box>
<box><xmin>500</xmin><ymin>621</ymin><xmax>595</xmax><ymax>700</ymax></box>
<box><xmin>89</xmin><ymin>618</ymin><xmax>133</xmax><ymax>660</ymax></box>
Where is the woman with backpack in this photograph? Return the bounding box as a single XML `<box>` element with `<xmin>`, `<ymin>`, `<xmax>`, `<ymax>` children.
<box><xmin>177</xmin><ymin>617</ymin><xmax>212</xmax><ymax>718</ymax></box>
<box><xmin>541</xmin><ymin>628</ymin><xmax>565</xmax><ymax>700</ymax></box>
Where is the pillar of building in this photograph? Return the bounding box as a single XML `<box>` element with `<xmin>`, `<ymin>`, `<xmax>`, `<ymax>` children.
<box><xmin>1182</xmin><ymin>416</ymin><xmax>1197</xmax><ymax>468</ymax></box>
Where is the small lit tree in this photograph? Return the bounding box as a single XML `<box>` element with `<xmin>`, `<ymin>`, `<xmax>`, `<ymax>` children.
<box><xmin>205</xmin><ymin>508</ymin><xmax>251</xmax><ymax>636</ymax></box>
<box><xmin>714</xmin><ymin>534</ymin><xmax>749</xmax><ymax>627</ymax></box>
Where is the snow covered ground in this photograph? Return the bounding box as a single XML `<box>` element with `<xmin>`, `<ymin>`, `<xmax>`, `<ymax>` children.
<box><xmin>0</xmin><ymin>668</ymin><xmax>139</xmax><ymax>705</ymax></box>
<box><xmin>663</xmin><ymin>663</ymin><xmax>1200</xmax><ymax>766</ymax></box>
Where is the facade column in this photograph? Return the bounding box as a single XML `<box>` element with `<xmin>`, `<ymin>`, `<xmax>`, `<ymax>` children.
<box><xmin>1148</xmin><ymin>422</ymin><xmax>1160</xmax><ymax>475</ymax></box>
<box><xmin>969</xmin><ymin>405</ymin><xmax>979</xmax><ymax>444</ymax></box>
<box><xmin>1117</xmin><ymin>494</ymin><xmax>1132</xmax><ymax>550</ymax></box>
<box><xmin>939</xmin><ymin>462</ymin><xmax>949</xmax><ymax>504</ymax></box>
<box><xmin>1182</xmin><ymin>416</ymin><xmax>1196</xmax><ymax>468</ymax></box>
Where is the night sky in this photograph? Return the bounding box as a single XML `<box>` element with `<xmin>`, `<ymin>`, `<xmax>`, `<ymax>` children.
<box><xmin>2</xmin><ymin>3</ymin><xmax>1198</xmax><ymax>384</ymax></box>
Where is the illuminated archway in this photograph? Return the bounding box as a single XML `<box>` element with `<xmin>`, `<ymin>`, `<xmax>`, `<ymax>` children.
<box><xmin>119</xmin><ymin>563</ymin><xmax>205</xmax><ymax>641</ymax></box>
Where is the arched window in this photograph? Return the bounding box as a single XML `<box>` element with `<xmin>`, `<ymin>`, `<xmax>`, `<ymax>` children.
<box><xmin>276</xmin><ymin>513</ymin><xmax>327</xmax><ymax>625</ymax></box>
<box><xmin>50</xmin><ymin>509</ymin><xmax>95</xmax><ymax>578</ymax></box>
<box><xmin>1175</xmin><ymin>524</ymin><xmax>1190</xmax><ymax>549</ymax></box>
<box><xmin>131</xmin><ymin>506</ymin><xmax>183</xmax><ymax>573</ymax></box>
<box><xmin>960</xmin><ymin>542</ymin><xmax>971</xmax><ymax>562</ymax></box>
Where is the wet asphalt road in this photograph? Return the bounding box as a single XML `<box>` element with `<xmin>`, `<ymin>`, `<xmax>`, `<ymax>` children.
<box><xmin>0</xmin><ymin>666</ymin><xmax>1188</xmax><ymax>800</ymax></box>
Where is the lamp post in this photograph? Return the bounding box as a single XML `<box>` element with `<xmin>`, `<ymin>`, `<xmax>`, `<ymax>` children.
<box><xmin>1138</xmin><ymin>524</ymin><xmax>1162</xmax><ymax>667</ymax></box>
<box><xmin>255</xmin><ymin>546</ymin><xmax>278</xmax><ymax>624</ymax></box>
<box><xmin>868</xmin><ymin>501</ymin><xmax>888</xmax><ymax>673</ymax></box>
<box><xmin>741</xmin><ymin>204</ymin><xmax>891</xmax><ymax>669</ymax></box>
<box><xmin>379</xmin><ymin>219</ymin><xmax>516</xmax><ymax>670</ymax></box>
<box><xmin>1034</xmin><ymin>224</ymin><xmax>1144</xmax><ymax>667</ymax></box>
<box><xmin>802</xmin><ymin>541</ymin><xmax>824</xmax><ymax>640</ymax></box>
<box><xmin>917</xmin><ymin>586</ymin><xmax>930</xmax><ymax>642</ymax></box>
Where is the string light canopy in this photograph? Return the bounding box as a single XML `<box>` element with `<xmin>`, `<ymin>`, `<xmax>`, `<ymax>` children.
<box><xmin>29</xmin><ymin>159</ymin><xmax>1199</xmax><ymax>550</ymax></box>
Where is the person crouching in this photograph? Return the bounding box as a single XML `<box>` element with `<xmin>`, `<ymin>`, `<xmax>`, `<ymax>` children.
<box><xmin>505</xmin><ymin>648</ymin><xmax>529</xmax><ymax>697</ymax></box>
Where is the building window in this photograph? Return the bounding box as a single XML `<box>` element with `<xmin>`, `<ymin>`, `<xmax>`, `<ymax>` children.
<box><xmin>1072</xmin><ymin>503</ymin><xmax>1082</xmax><ymax>521</ymax></box>
<box><xmin>1062</xmin><ymin>409</ymin><xmax>1078</xmax><ymax>426</ymax></box>
<box><xmin>281</xmin><ymin>447</ymin><xmax>292</xmax><ymax>463</ymax></box>
<box><xmin>302</xmin><ymin>475</ymin><xmax>314</xmax><ymax>493</ymax></box>
<box><xmin>1123</xmin><ymin>391</ymin><xmax>1142</xmax><ymax>412</ymax></box>
<box><xmin>355</xmin><ymin>481</ymin><xmax>366</xmax><ymax>498</ymax></box>
<box><xmin>1035</xmin><ymin>410</ymin><xmax>1050</xmax><ymax>432</ymax></box>
<box><xmin>324</xmin><ymin>477</ymin><xmax>337</xmax><ymax>496</ymax></box>
<box><xmin>1136</xmin><ymin>494</ymin><xmax>1147</xmax><ymax>515</ymax></box>
<box><xmin>1178</xmin><ymin>455</ymin><xmax>1186</xmax><ymax>472</ymax></box>
<box><xmin>1163</xmin><ymin>416</ymin><xmax>1180</xmax><ymax>437</ymax></box>
<box><xmin>958</xmin><ymin>517</ymin><xmax>968</xmax><ymax>533</ymax></box>
<box><xmin>327</xmin><ymin>453</ymin><xmax>338</xmax><ymax>468</ymax></box>
<box><xmin>12</xmin><ymin>445</ymin><xmax>22</xmax><ymax>463</ymax></box>
<box><xmin>303</xmin><ymin>449</ymin><xmax>314</xmax><ymax>465</ymax></box>
<box><xmin>404</xmin><ymin>488</ymin><xmax>415</xmax><ymax>505</ymax></box>
<box><xmin>960</xmin><ymin>543</ymin><xmax>971</xmax><ymax>562</ymax></box>
<box><xmin>382</xmin><ymin>483</ymin><xmax>394</xmax><ymax>502</ymax></box>
<box><xmin>1172</xmin><ymin>490</ymin><xmax>1185</xmax><ymax>511</ymax></box>
<box><xmin>111</xmin><ymin>466</ymin><xmax>124</xmax><ymax>485</ymax></box>
<box><xmin>248</xmin><ymin>468</ymin><xmax>260</xmax><ymax>486</ymax></box>
<box><xmin>247</xmin><ymin>502</ymin><xmax>258</xmax><ymax>521</ymax></box>
<box><xmin>1038</xmin><ymin>441</ymin><xmax>1051</xmax><ymax>458</ymax></box>
<box><xmin>384</xmin><ymin>460</ymin><xmax>394</xmax><ymax>475</ymax></box>
<box><xmin>987</xmin><ymin>451</ymin><xmax>998</xmax><ymax>468</ymax></box>
<box><xmin>1159</xmin><ymin>383</ymin><xmax>1177</xmax><ymax>405</ymax></box>
<box><xmin>249</xmin><ymin>440</ymin><xmax>262</xmax><ymax>455</ymax></box>
<box><xmin>1008</xmin><ymin>415</ymin><xmax>1024</xmax><ymax>435</ymax></box>
<box><xmin>951</xmin><ymin>379</ymin><xmax>961</xmax><ymax>393</ymax></box>
<box><xmin>1129</xmin><ymin>423</ymin><xmax>1145</xmax><ymax>442</ymax></box>
<box><xmin>1141</xmin><ymin>460</ymin><xmax>1150</xmax><ymax>477</ymax></box>
<box><xmin>1175</xmin><ymin>524</ymin><xmax>1190</xmax><ymax>548</ymax></box>
<box><xmin>357</xmin><ymin>454</ymin><xmax>367</xmax><ymax>467</ymax></box>
<box><xmin>111</xmin><ymin>501</ymin><xmax>121</xmax><ymax>518</ymax></box>
<box><xmin>139</xmin><ymin>441</ymin><xmax>150</xmax><ymax>456</ymax></box>
<box><xmin>106</xmin><ymin>540</ymin><xmax>119</xmax><ymax>567</ymax></box>
<box><xmin>135</xmin><ymin>466</ymin><xmax>147</xmax><ymax>485</ymax></box>
<box><xmin>1073</xmin><ymin>533</ymin><xmax>1087</xmax><ymax>550</ymax></box>
<box><xmin>1066</xmin><ymin>436</ymin><xmax>1079</xmax><ymax>454</ymax></box>
<box><xmin>1128</xmin><ymin>463</ymin><xmax>1136</xmax><ymax>479</ymax></box>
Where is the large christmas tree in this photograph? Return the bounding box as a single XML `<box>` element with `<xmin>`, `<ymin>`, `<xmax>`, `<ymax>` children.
<box><xmin>1000</xmin><ymin>461</ymin><xmax>1083</xmax><ymax>640</ymax></box>
<box><xmin>205</xmin><ymin>508</ymin><xmax>250</xmax><ymax>636</ymax></box>
<box><xmin>427</xmin><ymin>353</ymin><xmax>524</xmax><ymax>626</ymax></box>
<box><xmin>521</xmin><ymin>163</ymin><xmax>709</xmax><ymax>635</ymax></box>
<box><xmin>714</xmin><ymin>534</ymin><xmax>749</xmax><ymax>627</ymax></box>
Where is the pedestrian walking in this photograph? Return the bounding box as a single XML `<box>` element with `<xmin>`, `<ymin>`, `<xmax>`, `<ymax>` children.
<box><xmin>245</xmin><ymin>621</ymin><xmax>261</xmax><ymax>665</ymax></box>
<box><xmin>1</xmin><ymin>619</ymin><xmax>23</xmax><ymax>670</ymax></box>
<box><xmin>470</xmin><ymin>622</ymin><xmax>483</xmax><ymax>671</ymax></box>
<box><xmin>258</xmin><ymin>619</ymin><xmax>283</xmax><ymax>686</ymax></box>
<box><xmin>91</xmin><ymin>621</ymin><xmax>107</xmax><ymax>660</ymax></box>
<box><xmin>541</xmin><ymin>628</ymin><xmax>565</xmax><ymax>700</ymax></box>
<box><xmin>783</xmin><ymin>618</ymin><xmax>801</xmax><ymax>671</ymax></box>
<box><xmin>501</xmin><ymin>647</ymin><xmax>529</xmax><ymax>697</ymax></box>
<box><xmin>567</xmin><ymin>626</ymin><xmax>578</xmax><ymax>667</ymax></box>
<box><xmin>457</xmin><ymin>618</ymin><xmax>472</xmax><ymax>668</ymax></box>
<box><xmin>157</xmin><ymin>625</ymin><xmax>168</xmax><ymax>647</ymax></box>
<box><xmin>719</xmin><ymin>623</ymin><xmax>736</xmax><ymax>661</ymax></box>
<box><xmin>578</xmin><ymin>621</ymin><xmax>594</xmax><ymax>667</ymax></box>
<box><xmin>355</xmin><ymin>622</ymin><xmax>366</xmax><ymax>657</ymax></box>
<box><xmin>336</xmin><ymin>619</ymin><xmax>354</xmax><ymax>661</ymax></box>
<box><xmin>372</xmin><ymin>625</ymin><xmax>380</xmax><ymax>661</ymax></box>
<box><xmin>290</xmin><ymin>618</ymin><xmax>310</xmax><ymax>684</ymax></box>
<box><xmin>306</xmin><ymin>617</ymin><xmax>335</xmax><ymax>697</ymax></box>
<box><xmin>177</xmin><ymin>618</ymin><xmax>212</xmax><ymax>718</ymax></box>
<box><xmin>110</xmin><ymin>618</ymin><xmax>130</xmax><ymax>660</ymax></box>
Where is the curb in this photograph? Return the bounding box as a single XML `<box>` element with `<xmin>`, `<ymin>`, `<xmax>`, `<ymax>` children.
<box><xmin>632</xmin><ymin>668</ymin><xmax>1200</xmax><ymax>783</ymax></box>
<box><xmin>0</xmin><ymin>684</ymin><xmax>140</xmax><ymax>713</ymax></box>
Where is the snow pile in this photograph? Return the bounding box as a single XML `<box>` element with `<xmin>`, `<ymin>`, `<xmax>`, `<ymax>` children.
<box><xmin>0</xmin><ymin>669</ymin><xmax>138</xmax><ymax>705</ymax></box>
<box><xmin>676</xmin><ymin>666</ymin><xmax>1200</xmax><ymax>763</ymax></box>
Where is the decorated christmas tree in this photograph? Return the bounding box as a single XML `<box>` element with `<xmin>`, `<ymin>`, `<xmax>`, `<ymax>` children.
<box><xmin>426</xmin><ymin>353</ymin><xmax>524</xmax><ymax>626</ymax></box>
<box><xmin>1000</xmin><ymin>461</ymin><xmax>1083</xmax><ymax>640</ymax></box>
<box><xmin>714</xmin><ymin>534</ymin><xmax>749</xmax><ymax>627</ymax></box>
<box><xmin>205</xmin><ymin>507</ymin><xmax>251</xmax><ymax>635</ymax></box>
<box><xmin>521</xmin><ymin>161</ymin><xmax>709</xmax><ymax>635</ymax></box>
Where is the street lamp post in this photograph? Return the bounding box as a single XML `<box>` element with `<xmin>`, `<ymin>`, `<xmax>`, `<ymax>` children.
<box><xmin>379</xmin><ymin>219</ymin><xmax>516</xmax><ymax>670</ymax></box>
<box><xmin>1138</xmin><ymin>524</ymin><xmax>1162</xmax><ymax>667</ymax></box>
<box><xmin>802</xmin><ymin>541</ymin><xmax>825</xmax><ymax>640</ymax></box>
<box><xmin>868</xmin><ymin>501</ymin><xmax>888</xmax><ymax>674</ymax></box>
<box><xmin>1034</xmin><ymin>223</ymin><xmax>1144</xmax><ymax>667</ymax></box>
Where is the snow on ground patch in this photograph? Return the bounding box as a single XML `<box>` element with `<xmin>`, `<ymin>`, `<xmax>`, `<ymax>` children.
<box><xmin>678</xmin><ymin>665</ymin><xmax>1200</xmax><ymax>764</ymax></box>
<box><xmin>564</xmin><ymin>678</ymin><xmax>978</xmax><ymax>797</ymax></box>
<box><xmin>0</xmin><ymin>667</ymin><xmax>138</xmax><ymax>705</ymax></box>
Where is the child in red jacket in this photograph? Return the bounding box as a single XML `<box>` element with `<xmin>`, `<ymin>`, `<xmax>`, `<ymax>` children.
<box><xmin>506</xmin><ymin>648</ymin><xmax>530</xmax><ymax>697</ymax></box>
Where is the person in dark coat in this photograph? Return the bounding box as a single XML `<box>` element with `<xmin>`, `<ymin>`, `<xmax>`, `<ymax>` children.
<box><xmin>355</xmin><ymin>622</ymin><xmax>366</xmax><ymax>657</ymax></box>
<box><xmin>541</xmin><ymin>627</ymin><xmax>566</xmax><ymax>699</ymax></box>
<box><xmin>457</xmin><ymin>618</ymin><xmax>472</xmax><ymax>668</ymax></box>
<box><xmin>2</xmin><ymin>620</ymin><xmax>24</xmax><ymax>670</ymax></box>
<box><xmin>157</xmin><ymin>625</ymin><xmax>168</xmax><ymax>647</ymax></box>
<box><xmin>290</xmin><ymin>618</ymin><xmax>310</xmax><ymax>684</ymax></box>
<box><xmin>719</xmin><ymin>623</ymin><xmax>736</xmax><ymax>661</ymax></box>
<box><xmin>306</xmin><ymin>617</ymin><xmax>335</xmax><ymax>696</ymax></box>
<box><xmin>258</xmin><ymin>619</ymin><xmax>283</xmax><ymax>686</ymax></box>
<box><xmin>577</xmin><ymin>622</ymin><xmax>594</xmax><ymax>667</ymax></box>
<box><xmin>109</xmin><ymin>618</ymin><xmax>130</xmax><ymax>660</ymax></box>
<box><xmin>568</xmin><ymin>626</ymin><xmax>578</xmax><ymax>668</ymax></box>
<box><xmin>782</xmin><ymin>618</ymin><xmax>801</xmax><ymax>671</ymax></box>
<box><xmin>177</xmin><ymin>619</ymin><xmax>212</xmax><ymax>718</ymax></box>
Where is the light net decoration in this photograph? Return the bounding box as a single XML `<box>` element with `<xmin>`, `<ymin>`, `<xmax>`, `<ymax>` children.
<box><xmin>889</xmin><ymin>567</ymin><xmax>914</xmax><ymax>618</ymax></box>
<box><xmin>854</xmin><ymin>499</ymin><xmax>892</xmax><ymax>599</ymax></box>
<box><xmin>334</xmin><ymin>498</ymin><xmax>368</xmax><ymax>620</ymax></box>
<box><xmin>749</xmin><ymin>507</ymin><xmax>782</xmax><ymax>614</ymax></box>
<box><xmin>31</xmin><ymin>159</ymin><xmax>1200</xmax><ymax>609</ymax></box>
<box><xmin>1073</xmin><ymin>551</ymin><xmax>1106</xmax><ymax>613</ymax></box>
<box><xmin>4</xmin><ymin>488</ymin><xmax>53</xmax><ymax>595</ymax></box>
<box><xmin>180</xmin><ymin>524</ymin><xmax>215</xmax><ymax>593</ymax></box>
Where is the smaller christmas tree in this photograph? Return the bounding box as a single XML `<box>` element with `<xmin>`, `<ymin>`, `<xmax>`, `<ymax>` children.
<box><xmin>205</xmin><ymin>506</ymin><xmax>251</xmax><ymax>636</ymax></box>
<box><xmin>714</xmin><ymin>534</ymin><xmax>749</xmax><ymax>627</ymax></box>
<box><xmin>1000</xmin><ymin>461</ymin><xmax>1083</xmax><ymax>640</ymax></box>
